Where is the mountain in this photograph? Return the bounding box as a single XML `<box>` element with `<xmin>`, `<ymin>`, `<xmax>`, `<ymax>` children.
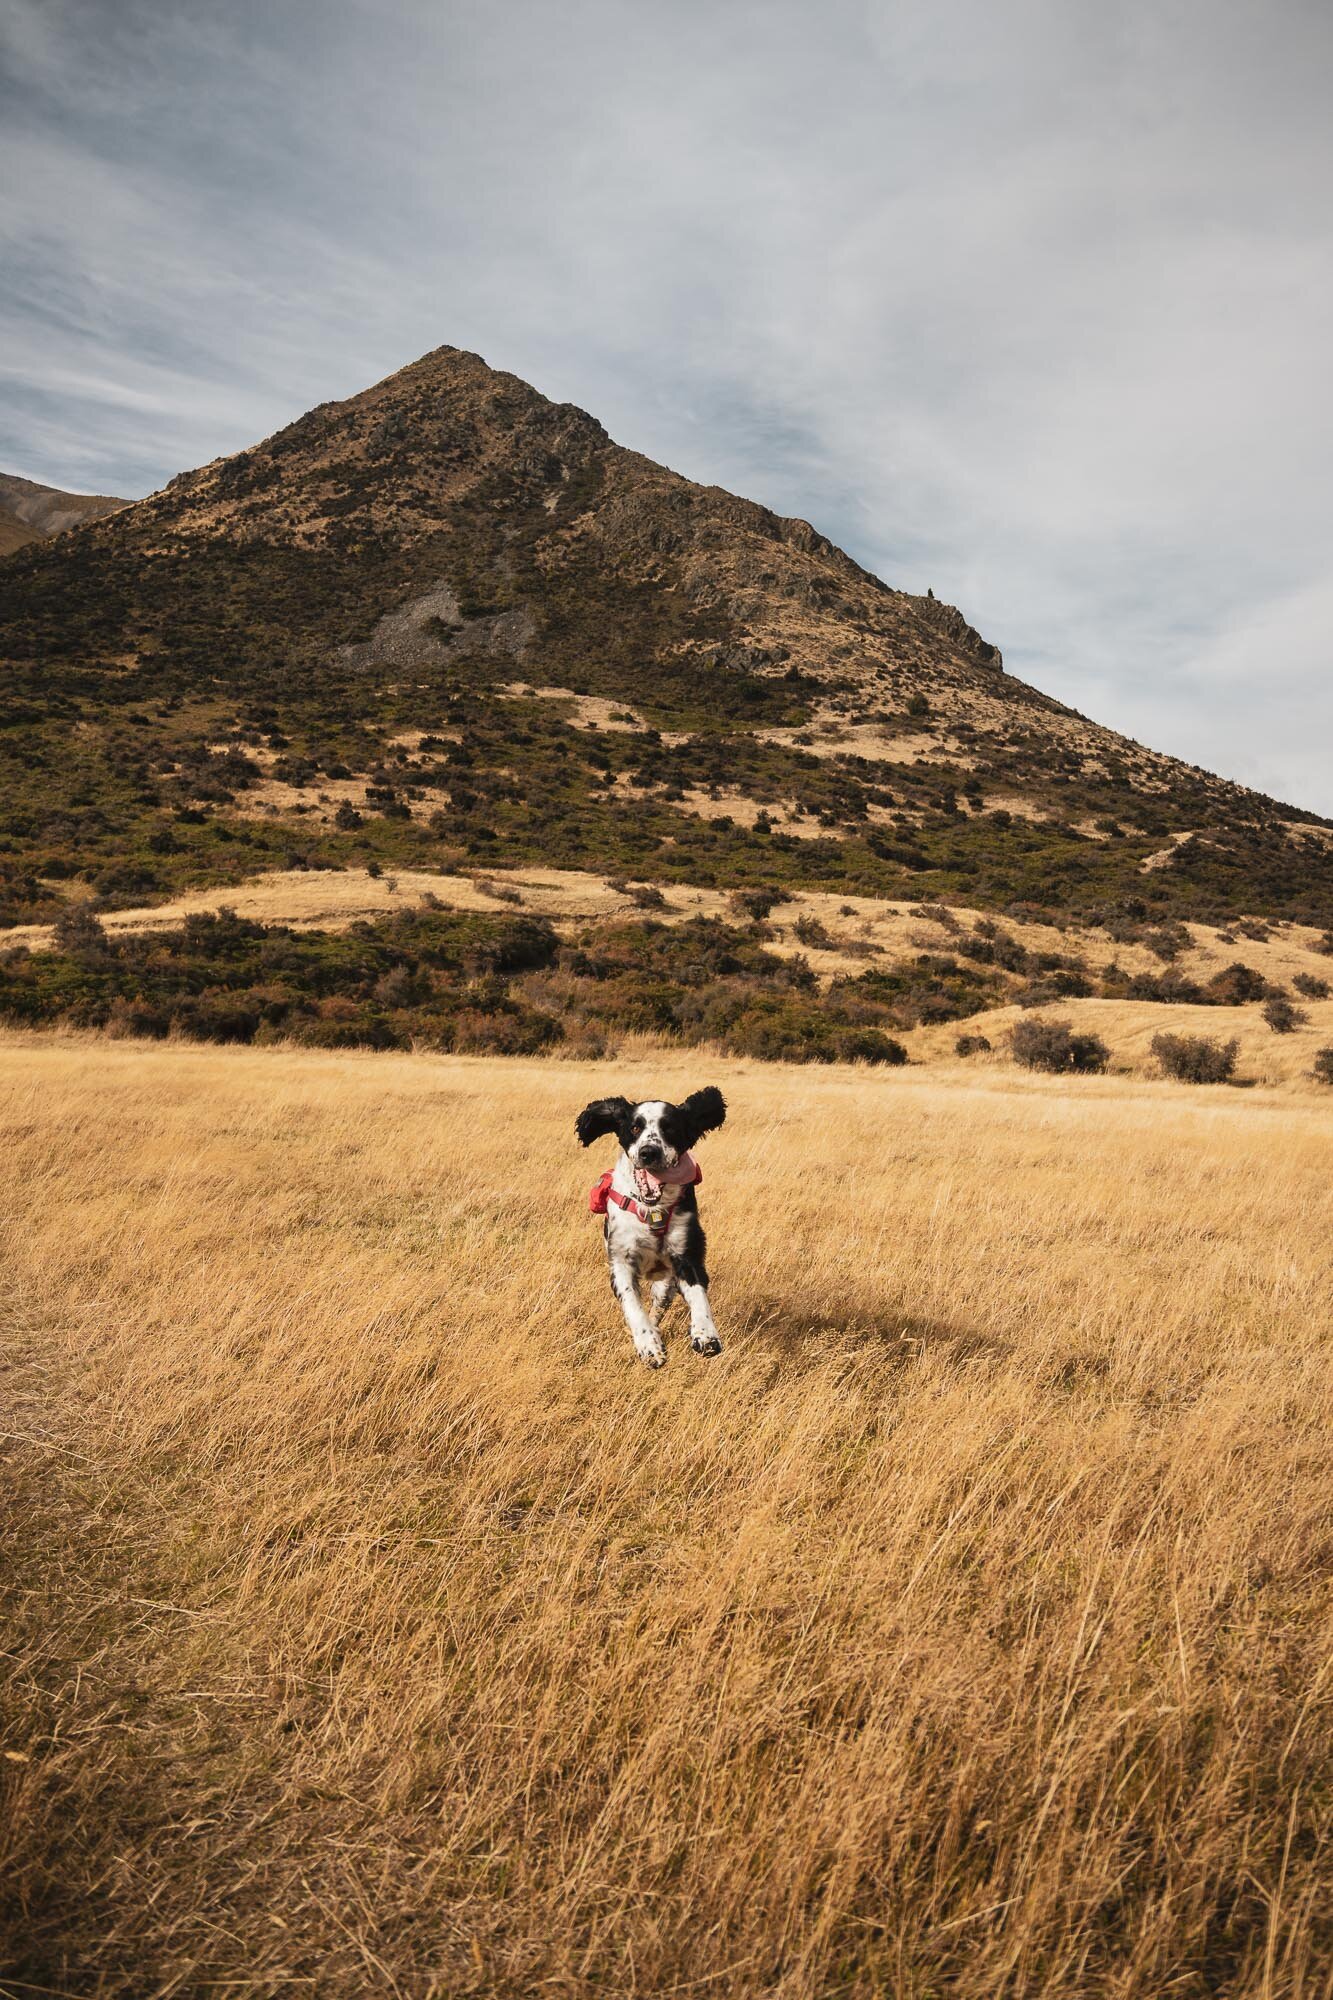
<box><xmin>0</xmin><ymin>471</ymin><xmax>126</xmax><ymax>559</ymax></box>
<box><xmin>0</xmin><ymin>344</ymin><xmax>1329</xmax><ymax>933</ymax></box>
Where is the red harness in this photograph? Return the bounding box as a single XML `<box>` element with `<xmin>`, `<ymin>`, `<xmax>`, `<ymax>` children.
<box><xmin>589</xmin><ymin>1162</ymin><xmax>702</xmax><ymax>1238</ymax></box>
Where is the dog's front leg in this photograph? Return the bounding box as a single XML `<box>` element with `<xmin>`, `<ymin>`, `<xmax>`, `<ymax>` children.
<box><xmin>649</xmin><ymin>1274</ymin><xmax>678</xmax><ymax>1332</ymax></box>
<box><xmin>608</xmin><ymin>1250</ymin><xmax>666</xmax><ymax>1369</ymax></box>
<box><xmin>670</xmin><ymin>1250</ymin><xmax>722</xmax><ymax>1358</ymax></box>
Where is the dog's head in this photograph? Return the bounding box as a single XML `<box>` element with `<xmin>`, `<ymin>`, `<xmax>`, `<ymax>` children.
<box><xmin>575</xmin><ymin>1087</ymin><xmax>726</xmax><ymax>1171</ymax></box>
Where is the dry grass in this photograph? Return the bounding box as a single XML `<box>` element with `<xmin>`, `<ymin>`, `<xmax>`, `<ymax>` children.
<box><xmin>909</xmin><ymin>995</ymin><xmax>1333</xmax><ymax>1088</ymax></box>
<box><xmin>3</xmin><ymin>1035</ymin><xmax>1332</xmax><ymax>1997</ymax></box>
<box><xmin>3</xmin><ymin>866</ymin><xmax>678</xmax><ymax>948</ymax></box>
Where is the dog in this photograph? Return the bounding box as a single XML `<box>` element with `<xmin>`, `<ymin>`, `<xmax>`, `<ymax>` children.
<box><xmin>576</xmin><ymin>1087</ymin><xmax>727</xmax><ymax>1367</ymax></box>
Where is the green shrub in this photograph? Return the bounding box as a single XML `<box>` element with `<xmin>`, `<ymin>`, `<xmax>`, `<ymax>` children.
<box><xmin>1262</xmin><ymin>994</ymin><xmax>1306</xmax><ymax>1034</ymax></box>
<box><xmin>1124</xmin><ymin>968</ymin><xmax>1204</xmax><ymax>1004</ymax></box>
<box><xmin>1205</xmin><ymin>963</ymin><xmax>1268</xmax><ymax>1005</ymax></box>
<box><xmin>830</xmin><ymin>1028</ymin><xmax>908</xmax><ymax>1065</ymax></box>
<box><xmin>471</xmin><ymin>875</ymin><xmax>524</xmax><ymax>906</ymax></box>
<box><xmin>1015</xmin><ymin>971</ymin><xmax>1093</xmax><ymax>1007</ymax></box>
<box><xmin>105</xmin><ymin>995</ymin><xmax>171</xmax><ymax>1039</ymax></box>
<box><xmin>172</xmin><ymin>995</ymin><xmax>263</xmax><ymax>1044</ymax></box>
<box><xmin>52</xmin><ymin>903</ymin><xmax>108</xmax><ymax>954</ymax></box>
<box><xmin>1143</xmin><ymin>923</ymin><xmax>1193</xmax><ymax>961</ymax></box>
<box><xmin>1011</xmin><ymin>1016</ymin><xmax>1110</xmax><ymax>1075</ymax></box>
<box><xmin>728</xmin><ymin>886</ymin><xmax>787</xmax><ymax>921</ymax></box>
<box><xmin>1151</xmin><ymin>1032</ymin><xmax>1238</xmax><ymax>1084</ymax></box>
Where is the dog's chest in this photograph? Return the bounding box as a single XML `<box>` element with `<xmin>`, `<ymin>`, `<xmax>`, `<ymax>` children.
<box><xmin>604</xmin><ymin>1201</ymin><xmax>688</xmax><ymax>1271</ymax></box>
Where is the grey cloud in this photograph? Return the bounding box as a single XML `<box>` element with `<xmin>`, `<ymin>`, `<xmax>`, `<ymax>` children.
<box><xmin>1</xmin><ymin>0</ymin><xmax>1329</xmax><ymax>809</ymax></box>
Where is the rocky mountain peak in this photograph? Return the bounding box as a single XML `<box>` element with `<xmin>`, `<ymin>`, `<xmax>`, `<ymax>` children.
<box><xmin>1</xmin><ymin>342</ymin><xmax>1327</xmax><ymax>937</ymax></box>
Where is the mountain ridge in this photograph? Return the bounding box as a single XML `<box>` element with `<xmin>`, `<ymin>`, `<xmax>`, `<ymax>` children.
<box><xmin>0</xmin><ymin>470</ymin><xmax>127</xmax><ymax>559</ymax></box>
<box><xmin>0</xmin><ymin>344</ymin><xmax>1329</xmax><ymax>935</ymax></box>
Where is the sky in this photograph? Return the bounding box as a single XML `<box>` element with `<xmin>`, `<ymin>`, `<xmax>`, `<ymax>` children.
<box><xmin>2</xmin><ymin>0</ymin><xmax>1331</xmax><ymax>814</ymax></box>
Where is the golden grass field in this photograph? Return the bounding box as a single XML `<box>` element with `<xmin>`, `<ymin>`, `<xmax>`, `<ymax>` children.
<box><xmin>2</xmin><ymin>1032</ymin><xmax>1332</xmax><ymax>1997</ymax></box>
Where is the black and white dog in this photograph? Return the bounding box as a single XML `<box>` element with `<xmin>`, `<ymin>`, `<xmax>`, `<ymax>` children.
<box><xmin>576</xmin><ymin>1087</ymin><xmax>727</xmax><ymax>1368</ymax></box>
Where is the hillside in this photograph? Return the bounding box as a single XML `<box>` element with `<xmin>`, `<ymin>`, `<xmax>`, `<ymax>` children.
<box><xmin>0</xmin><ymin>470</ymin><xmax>126</xmax><ymax>559</ymax></box>
<box><xmin>2</xmin><ymin>345</ymin><xmax>1330</xmax><ymax>944</ymax></box>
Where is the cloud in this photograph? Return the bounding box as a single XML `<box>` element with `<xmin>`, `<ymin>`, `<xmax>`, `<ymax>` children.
<box><xmin>1</xmin><ymin>0</ymin><xmax>1330</xmax><ymax>811</ymax></box>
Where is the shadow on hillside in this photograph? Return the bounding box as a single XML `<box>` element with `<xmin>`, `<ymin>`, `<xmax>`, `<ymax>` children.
<box><xmin>727</xmin><ymin>1293</ymin><xmax>1011</xmax><ymax>1372</ymax></box>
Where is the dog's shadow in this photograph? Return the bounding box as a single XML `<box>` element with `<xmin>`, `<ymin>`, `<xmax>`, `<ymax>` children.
<box><xmin>721</xmin><ymin>1292</ymin><xmax>1012</xmax><ymax>1373</ymax></box>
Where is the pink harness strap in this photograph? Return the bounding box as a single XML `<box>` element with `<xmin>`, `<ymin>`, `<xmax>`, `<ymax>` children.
<box><xmin>588</xmin><ymin>1153</ymin><xmax>702</xmax><ymax>1237</ymax></box>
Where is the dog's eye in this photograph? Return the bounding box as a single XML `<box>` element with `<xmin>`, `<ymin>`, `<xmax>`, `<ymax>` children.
<box><xmin>632</xmin><ymin>1117</ymin><xmax>644</xmax><ymax>1134</ymax></box>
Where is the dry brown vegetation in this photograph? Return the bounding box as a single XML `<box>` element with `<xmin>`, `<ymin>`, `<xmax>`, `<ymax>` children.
<box><xmin>8</xmin><ymin>865</ymin><xmax>1333</xmax><ymax>1088</ymax></box>
<box><xmin>3</xmin><ymin>1034</ymin><xmax>1332</xmax><ymax>1997</ymax></box>
<box><xmin>9</xmin><ymin>862</ymin><xmax>1333</xmax><ymax>988</ymax></box>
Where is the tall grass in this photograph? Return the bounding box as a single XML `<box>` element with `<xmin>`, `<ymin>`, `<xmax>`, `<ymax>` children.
<box><xmin>2</xmin><ymin>1034</ymin><xmax>1331</xmax><ymax>1996</ymax></box>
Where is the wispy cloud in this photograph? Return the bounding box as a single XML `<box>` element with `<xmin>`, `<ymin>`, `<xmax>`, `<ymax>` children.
<box><xmin>1</xmin><ymin>0</ymin><xmax>1330</xmax><ymax>810</ymax></box>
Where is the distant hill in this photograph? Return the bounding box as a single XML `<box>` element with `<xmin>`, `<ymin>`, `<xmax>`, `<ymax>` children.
<box><xmin>0</xmin><ymin>471</ymin><xmax>126</xmax><ymax>559</ymax></box>
<box><xmin>0</xmin><ymin>345</ymin><xmax>1329</xmax><ymax>933</ymax></box>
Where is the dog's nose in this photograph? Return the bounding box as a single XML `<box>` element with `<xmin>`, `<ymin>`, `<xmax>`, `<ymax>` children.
<box><xmin>639</xmin><ymin>1143</ymin><xmax>664</xmax><ymax>1166</ymax></box>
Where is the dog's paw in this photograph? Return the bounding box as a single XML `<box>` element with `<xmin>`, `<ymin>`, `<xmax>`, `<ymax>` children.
<box><xmin>635</xmin><ymin>1334</ymin><xmax>667</xmax><ymax>1369</ymax></box>
<box><xmin>690</xmin><ymin>1331</ymin><xmax>723</xmax><ymax>1358</ymax></box>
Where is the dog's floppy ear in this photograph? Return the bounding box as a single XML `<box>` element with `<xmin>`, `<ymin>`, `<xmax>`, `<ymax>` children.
<box><xmin>680</xmin><ymin>1086</ymin><xmax>726</xmax><ymax>1144</ymax></box>
<box><xmin>575</xmin><ymin>1096</ymin><xmax>633</xmax><ymax>1148</ymax></box>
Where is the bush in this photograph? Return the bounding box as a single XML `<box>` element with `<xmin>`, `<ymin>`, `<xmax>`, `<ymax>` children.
<box><xmin>171</xmin><ymin>995</ymin><xmax>262</xmax><ymax>1045</ymax></box>
<box><xmin>1151</xmin><ymin>1032</ymin><xmax>1238</xmax><ymax>1084</ymax></box>
<box><xmin>472</xmin><ymin>875</ymin><xmax>524</xmax><ymax>906</ymax></box>
<box><xmin>728</xmin><ymin>886</ymin><xmax>787</xmax><ymax>921</ymax></box>
<box><xmin>1010</xmin><ymin>1016</ymin><xmax>1110</xmax><ymax>1075</ymax></box>
<box><xmin>1262</xmin><ymin>994</ymin><xmax>1306</xmax><ymax>1034</ymax></box>
<box><xmin>105</xmin><ymin>995</ymin><xmax>171</xmax><ymax>1039</ymax></box>
<box><xmin>1124</xmin><ymin>968</ymin><xmax>1204</xmax><ymax>1004</ymax></box>
<box><xmin>1292</xmin><ymin>972</ymin><xmax>1330</xmax><ymax>999</ymax></box>
<box><xmin>831</xmin><ymin>1028</ymin><xmax>908</xmax><ymax>1065</ymax></box>
<box><xmin>1015</xmin><ymin>972</ymin><xmax>1093</xmax><ymax>1007</ymax></box>
<box><xmin>461</xmin><ymin>917</ymin><xmax>558</xmax><ymax>976</ymax></box>
<box><xmin>52</xmin><ymin>903</ymin><xmax>108</xmax><ymax>954</ymax></box>
<box><xmin>1312</xmin><ymin>1047</ymin><xmax>1333</xmax><ymax>1085</ymax></box>
<box><xmin>1143</xmin><ymin>923</ymin><xmax>1193</xmax><ymax>962</ymax></box>
<box><xmin>1205</xmin><ymin>962</ymin><xmax>1268</xmax><ymax>1005</ymax></box>
<box><xmin>955</xmin><ymin>1033</ymin><xmax>991</xmax><ymax>1057</ymax></box>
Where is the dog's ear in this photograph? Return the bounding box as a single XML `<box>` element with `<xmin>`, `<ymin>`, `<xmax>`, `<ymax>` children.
<box><xmin>680</xmin><ymin>1086</ymin><xmax>726</xmax><ymax>1145</ymax></box>
<box><xmin>575</xmin><ymin>1096</ymin><xmax>634</xmax><ymax>1148</ymax></box>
